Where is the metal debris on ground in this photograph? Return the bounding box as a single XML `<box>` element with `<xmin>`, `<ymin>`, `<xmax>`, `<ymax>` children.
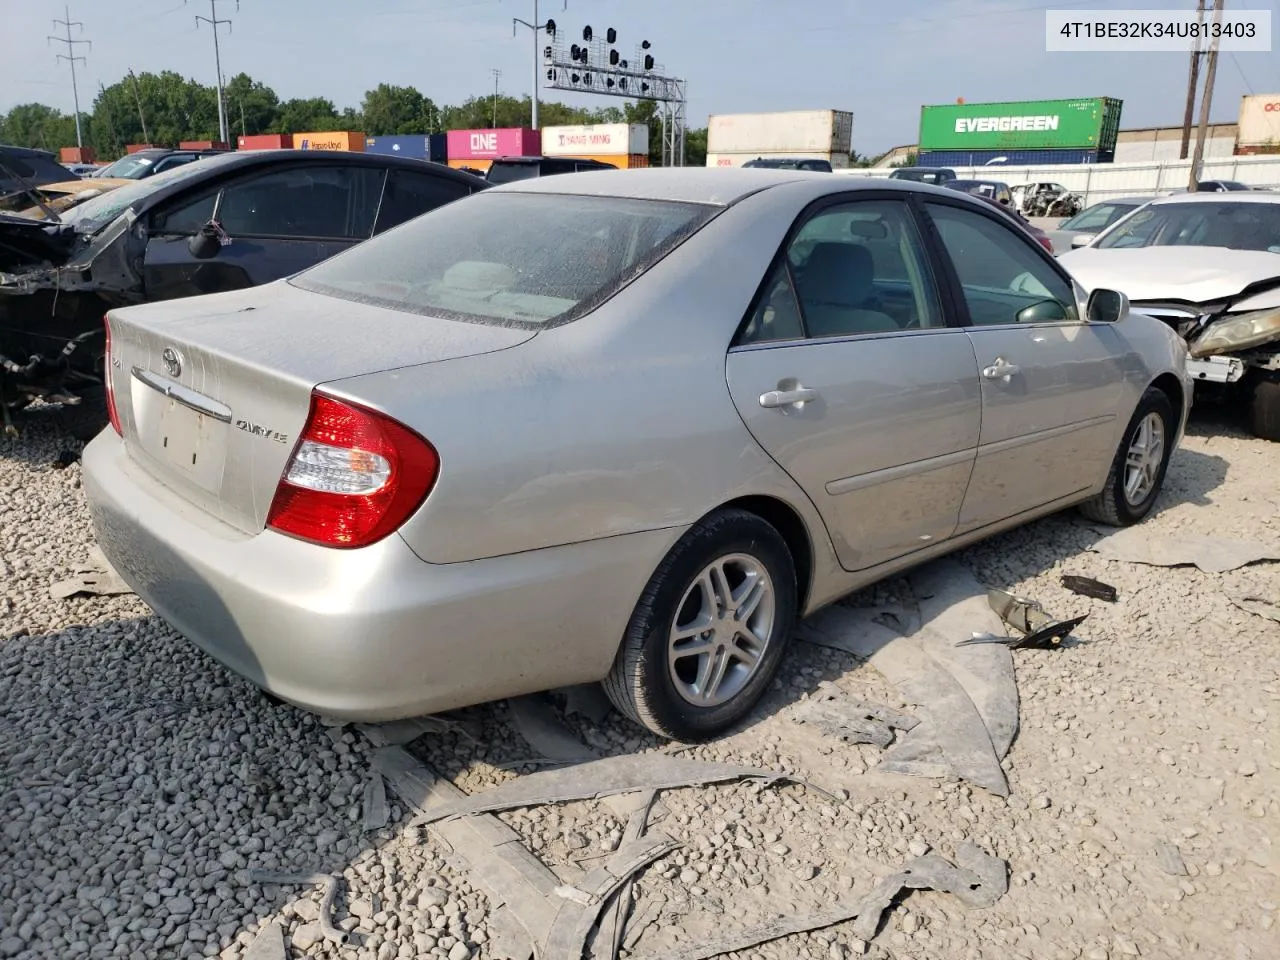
<box><xmin>241</xmin><ymin>921</ymin><xmax>287</xmax><ymax>960</ymax></box>
<box><xmin>361</xmin><ymin>773</ymin><xmax>389</xmax><ymax>832</ymax></box>
<box><xmin>356</xmin><ymin>715</ymin><xmax>473</xmax><ymax>747</ymax></box>
<box><xmin>408</xmin><ymin>753</ymin><xmax>793</xmax><ymax>827</ymax></box>
<box><xmin>507</xmin><ymin>694</ymin><xmax>600</xmax><ymax>763</ymax></box>
<box><xmin>590</xmin><ymin>790</ymin><xmax>658</xmax><ymax>960</ymax></box>
<box><xmin>1154</xmin><ymin>840</ymin><xmax>1189</xmax><ymax>876</ymax></box>
<box><xmin>790</xmin><ymin>681</ymin><xmax>919</xmax><ymax>748</ymax></box>
<box><xmin>1088</xmin><ymin>529</ymin><xmax>1280</xmax><ymax>574</ymax></box>
<box><xmin>49</xmin><ymin>546</ymin><xmax>133</xmax><ymax>599</ymax></box>
<box><xmin>1060</xmin><ymin>574</ymin><xmax>1119</xmax><ymax>602</ymax></box>
<box><xmin>981</xmin><ymin>588</ymin><xmax>1089</xmax><ymax>649</ymax></box>
<box><xmin>245</xmin><ymin>871</ymin><xmax>349</xmax><ymax>947</ymax></box>
<box><xmin>797</xmin><ymin>560</ymin><xmax>1018</xmax><ymax>797</ymax></box>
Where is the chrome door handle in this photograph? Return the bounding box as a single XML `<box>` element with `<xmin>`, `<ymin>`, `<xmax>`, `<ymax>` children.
<box><xmin>759</xmin><ymin>386</ymin><xmax>819</xmax><ymax>408</ymax></box>
<box><xmin>982</xmin><ymin>358</ymin><xmax>1021</xmax><ymax>381</ymax></box>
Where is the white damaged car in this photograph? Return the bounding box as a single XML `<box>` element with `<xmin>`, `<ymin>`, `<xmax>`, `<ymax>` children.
<box><xmin>1059</xmin><ymin>192</ymin><xmax>1280</xmax><ymax>440</ymax></box>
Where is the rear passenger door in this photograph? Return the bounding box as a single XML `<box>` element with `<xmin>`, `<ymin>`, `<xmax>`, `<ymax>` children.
<box><xmin>373</xmin><ymin>169</ymin><xmax>473</xmax><ymax>234</ymax></box>
<box><xmin>142</xmin><ymin>163</ymin><xmax>386</xmax><ymax>301</ymax></box>
<box><xmin>726</xmin><ymin>195</ymin><xmax>983</xmax><ymax>573</ymax></box>
<box><xmin>920</xmin><ymin>199</ymin><xmax>1126</xmax><ymax>533</ymax></box>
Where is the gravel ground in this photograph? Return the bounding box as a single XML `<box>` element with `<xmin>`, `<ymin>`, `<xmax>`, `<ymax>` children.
<box><xmin>2</xmin><ymin>406</ymin><xmax>1278</xmax><ymax>960</ymax></box>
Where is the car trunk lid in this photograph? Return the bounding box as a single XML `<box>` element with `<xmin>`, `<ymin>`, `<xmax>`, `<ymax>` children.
<box><xmin>109</xmin><ymin>279</ymin><xmax>536</xmax><ymax>535</ymax></box>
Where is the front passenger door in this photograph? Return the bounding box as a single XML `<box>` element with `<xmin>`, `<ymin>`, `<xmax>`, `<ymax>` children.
<box><xmin>726</xmin><ymin>197</ymin><xmax>982</xmax><ymax>573</ymax></box>
<box><xmin>922</xmin><ymin>200</ymin><xmax>1126</xmax><ymax>533</ymax></box>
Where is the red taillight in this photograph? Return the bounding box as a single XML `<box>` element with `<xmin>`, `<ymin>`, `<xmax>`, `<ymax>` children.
<box><xmin>104</xmin><ymin>314</ymin><xmax>122</xmax><ymax>436</ymax></box>
<box><xmin>1038</xmin><ymin>235</ymin><xmax>1055</xmax><ymax>254</ymax></box>
<box><xmin>266</xmin><ymin>392</ymin><xmax>439</xmax><ymax>549</ymax></box>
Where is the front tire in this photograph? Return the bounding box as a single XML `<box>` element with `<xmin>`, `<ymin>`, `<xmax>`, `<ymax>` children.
<box><xmin>1079</xmin><ymin>386</ymin><xmax>1176</xmax><ymax>526</ymax></box>
<box><xmin>603</xmin><ymin>509</ymin><xmax>798</xmax><ymax>741</ymax></box>
<box><xmin>1247</xmin><ymin>374</ymin><xmax>1280</xmax><ymax>442</ymax></box>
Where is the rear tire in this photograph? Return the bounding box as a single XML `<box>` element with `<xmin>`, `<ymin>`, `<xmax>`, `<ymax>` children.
<box><xmin>1247</xmin><ymin>375</ymin><xmax>1280</xmax><ymax>442</ymax></box>
<box><xmin>603</xmin><ymin>509</ymin><xmax>798</xmax><ymax>741</ymax></box>
<box><xmin>1079</xmin><ymin>386</ymin><xmax>1176</xmax><ymax>526</ymax></box>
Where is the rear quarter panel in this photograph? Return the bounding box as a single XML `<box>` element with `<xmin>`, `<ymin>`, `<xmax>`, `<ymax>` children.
<box><xmin>321</xmin><ymin>184</ymin><xmax>841</xmax><ymax>573</ymax></box>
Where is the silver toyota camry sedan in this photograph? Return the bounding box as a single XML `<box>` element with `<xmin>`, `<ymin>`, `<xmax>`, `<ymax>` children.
<box><xmin>83</xmin><ymin>169</ymin><xmax>1192</xmax><ymax>741</ymax></box>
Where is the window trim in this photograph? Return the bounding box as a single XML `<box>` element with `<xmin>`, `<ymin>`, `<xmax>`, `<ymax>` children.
<box><xmin>912</xmin><ymin>193</ymin><xmax>1090</xmax><ymax>331</ymax></box>
<box><xmin>730</xmin><ymin>190</ymin><xmax>960</xmax><ymax>352</ymax></box>
<box><xmin>201</xmin><ymin>163</ymin><xmax>390</xmax><ymax>242</ymax></box>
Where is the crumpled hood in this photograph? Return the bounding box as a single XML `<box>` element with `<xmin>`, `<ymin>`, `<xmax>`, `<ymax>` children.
<box><xmin>0</xmin><ymin>213</ymin><xmax>79</xmax><ymax>273</ymax></box>
<box><xmin>1058</xmin><ymin>246</ymin><xmax>1280</xmax><ymax>305</ymax></box>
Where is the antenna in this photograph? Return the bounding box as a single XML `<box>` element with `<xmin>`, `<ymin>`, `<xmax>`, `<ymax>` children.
<box><xmin>48</xmin><ymin>5</ymin><xmax>90</xmax><ymax>149</ymax></box>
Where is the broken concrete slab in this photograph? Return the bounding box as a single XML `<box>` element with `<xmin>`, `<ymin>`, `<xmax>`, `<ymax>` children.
<box><xmin>408</xmin><ymin>754</ymin><xmax>790</xmax><ymax>827</ymax></box>
<box><xmin>1088</xmin><ymin>529</ymin><xmax>1280</xmax><ymax>574</ymax></box>
<box><xmin>242</xmin><ymin>921</ymin><xmax>286</xmax><ymax>960</ymax></box>
<box><xmin>790</xmin><ymin>681</ymin><xmax>918</xmax><ymax>748</ymax></box>
<box><xmin>1228</xmin><ymin>593</ymin><xmax>1280</xmax><ymax>624</ymax></box>
<box><xmin>361</xmin><ymin>773</ymin><xmax>389</xmax><ymax>832</ymax></box>
<box><xmin>1155</xmin><ymin>840</ymin><xmax>1189</xmax><ymax>876</ymax></box>
<box><xmin>507</xmin><ymin>695</ymin><xmax>599</xmax><ymax>763</ymax></box>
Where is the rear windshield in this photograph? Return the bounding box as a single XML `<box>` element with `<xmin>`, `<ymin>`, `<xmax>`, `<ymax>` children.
<box><xmin>98</xmin><ymin>155</ymin><xmax>158</xmax><ymax>179</ymax></box>
<box><xmin>294</xmin><ymin>192</ymin><xmax>717</xmax><ymax>327</ymax></box>
<box><xmin>1095</xmin><ymin>201</ymin><xmax>1280</xmax><ymax>253</ymax></box>
<box><xmin>485</xmin><ymin>163</ymin><xmax>540</xmax><ymax>185</ymax></box>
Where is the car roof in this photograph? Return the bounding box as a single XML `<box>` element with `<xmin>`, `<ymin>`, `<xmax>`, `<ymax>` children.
<box><xmin>1147</xmin><ymin>191</ymin><xmax>1280</xmax><ymax>206</ymax></box>
<box><xmin>0</xmin><ymin>143</ymin><xmax>58</xmax><ymax>160</ymax></box>
<box><xmin>488</xmin><ymin>166</ymin><xmax>982</xmax><ymax>207</ymax></box>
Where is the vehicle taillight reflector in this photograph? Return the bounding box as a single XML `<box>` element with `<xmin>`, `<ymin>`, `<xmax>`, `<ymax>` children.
<box><xmin>266</xmin><ymin>392</ymin><xmax>438</xmax><ymax>549</ymax></box>
<box><xmin>1038</xmin><ymin>235</ymin><xmax>1054</xmax><ymax>254</ymax></box>
<box><xmin>104</xmin><ymin>314</ymin><xmax>122</xmax><ymax>436</ymax></box>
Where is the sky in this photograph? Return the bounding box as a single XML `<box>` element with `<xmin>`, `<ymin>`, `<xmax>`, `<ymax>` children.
<box><xmin>2</xmin><ymin>0</ymin><xmax>1278</xmax><ymax>153</ymax></box>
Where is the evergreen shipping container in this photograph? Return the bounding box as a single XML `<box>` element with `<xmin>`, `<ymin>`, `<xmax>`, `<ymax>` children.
<box><xmin>918</xmin><ymin>148</ymin><xmax>1102</xmax><ymax>167</ymax></box>
<box><xmin>918</xmin><ymin>98</ymin><xmax>1122</xmax><ymax>159</ymax></box>
<box><xmin>364</xmin><ymin>134</ymin><xmax>447</xmax><ymax>162</ymax></box>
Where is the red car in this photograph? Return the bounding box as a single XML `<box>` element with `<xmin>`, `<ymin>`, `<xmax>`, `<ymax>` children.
<box><xmin>957</xmin><ymin>189</ymin><xmax>1055</xmax><ymax>254</ymax></box>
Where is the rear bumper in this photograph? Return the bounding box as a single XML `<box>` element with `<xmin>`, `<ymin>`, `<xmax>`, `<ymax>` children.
<box><xmin>83</xmin><ymin>432</ymin><xmax>681</xmax><ymax>721</ymax></box>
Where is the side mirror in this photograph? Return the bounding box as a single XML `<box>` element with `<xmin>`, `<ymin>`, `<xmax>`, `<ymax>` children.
<box><xmin>1087</xmin><ymin>288</ymin><xmax>1129</xmax><ymax>324</ymax></box>
<box><xmin>1015</xmin><ymin>298</ymin><xmax>1070</xmax><ymax>325</ymax></box>
<box><xmin>187</xmin><ymin>224</ymin><xmax>221</xmax><ymax>260</ymax></box>
<box><xmin>1070</xmin><ymin>233</ymin><xmax>1095</xmax><ymax>248</ymax></box>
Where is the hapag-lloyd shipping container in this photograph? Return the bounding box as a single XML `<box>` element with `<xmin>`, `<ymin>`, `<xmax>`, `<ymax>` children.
<box><xmin>296</xmin><ymin>131</ymin><xmax>365</xmax><ymax>152</ymax></box>
<box><xmin>707</xmin><ymin>110</ymin><xmax>853</xmax><ymax>160</ymax></box>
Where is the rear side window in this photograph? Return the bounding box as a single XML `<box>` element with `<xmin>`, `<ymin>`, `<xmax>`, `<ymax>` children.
<box><xmin>295</xmin><ymin>192</ymin><xmax>716</xmax><ymax>327</ymax></box>
<box><xmin>485</xmin><ymin>163</ymin><xmax>539</xmax><ymax>185</ymax></box>
<box><xmin>217</xmin><ymin>165</ymin><xmax>387</xmax><ymax>239</ymax></box>
<box><xmin>374</xmin><ymin>171</ymin><xmax>471</xmax><ymax>233</ymax></box>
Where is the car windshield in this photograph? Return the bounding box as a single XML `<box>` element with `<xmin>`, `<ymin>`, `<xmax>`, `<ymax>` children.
<box><xmin>1059</xmin><ymin>201</ymin><xmax>1143</xmax><ymax>232</ymax></box>
<box><xmin>98</xmin><ymin>155</ymin><xmax>159</xmax><ymax>179</ymax></box>
<box><xmin>485</xmin><ymin>163</ymin><xmax>540</xmax><ymax>185</ymax></box>
<box><xmin>59</xmin><ymin>158</ymin><xmax>229</xmax><ymax>233</ymax></box>
<box><xmin>1095</xmin><ymin>201</ymin><xmax>1280</xmax><ymax>253</ymax></box>
<box><xmin>294</xmin><ymin>192</ymin><xmax>717</xmax><ymax>327</ymax></box>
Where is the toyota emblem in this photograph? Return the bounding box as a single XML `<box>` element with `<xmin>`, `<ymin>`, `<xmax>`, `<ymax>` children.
<box><xmin>161</xmin><ymin>347</ymin><xmax>183</xmax><ymax>378</ymax></box>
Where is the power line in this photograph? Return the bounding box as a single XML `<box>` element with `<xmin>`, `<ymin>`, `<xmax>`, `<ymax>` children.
<box><xmin>188</xmin><ymin>0</ymin><xmax>239</xmax><ymax>145</ymax></box>
<box><xmin>1227</xmin><ymin>52</ymin><xmax>1253</xmax><ymax>94</ymax></box>
<box><xmin>48</xmin><ymin>5</ymin><xmax>90</xmax><ymax>149</ymax></box>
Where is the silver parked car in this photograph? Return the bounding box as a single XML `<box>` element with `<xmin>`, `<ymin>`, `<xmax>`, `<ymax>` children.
<box><xmin>83</xmin><ymin>170</ymin><xmax>1192</xmax><ymax>740</ymax></box>
<box><xmin>1045</xmin><ymin>195</ymin><xmax>1157</xmax><ymax>252</ymax></box>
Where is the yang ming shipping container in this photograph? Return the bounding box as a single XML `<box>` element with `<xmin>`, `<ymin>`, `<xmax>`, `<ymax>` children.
<box><xmin>541</xmin><ymin>123</ymin><xmax>648</xmax><ymax>158</ymax></box>
<box><xmin>364</xmin><ymin>134</ymin><xmax>447</xmax><ymax>163</ymax></box>
<box><xmin>918</xmin><ymin>98</ymin><xmax>1122</xmax><ymax>161</ymax></box>
<box><xmin>707</xmin><ymin>109</ymin><xmax>854</xmax><ymax>159</ymax></box>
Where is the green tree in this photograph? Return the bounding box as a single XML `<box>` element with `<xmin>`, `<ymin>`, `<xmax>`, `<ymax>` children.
<box><xmin>223</xmin><ymin>73</ymin><xmax>280</xmax><ymax>138</ymax></box>
<box><xmin>361</xmin><ymin>84</ymin><xmax>439</xmax><ymax>135</ymax></box>
<box><xmin>890</xmin><ymin>150</ymin><xmax>919</xmax><ymax>168</ymax></box>
<box><xmin>0</xmin><ymin>103</ymin><xmax>78</xmax><ymax>152</ymax></box>
<box><xmin>275</xmin><ymin>97</ymin><xmax>341</xmax><ymax>134</ymax></box>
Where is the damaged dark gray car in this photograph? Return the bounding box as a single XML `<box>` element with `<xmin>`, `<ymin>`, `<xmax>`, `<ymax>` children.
<box><xmin>0</xmin><ymin>150</ymin><xmax>487</xmax><ymax>434</ymax></box>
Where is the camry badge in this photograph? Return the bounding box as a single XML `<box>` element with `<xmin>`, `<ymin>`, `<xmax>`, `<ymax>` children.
<box><xmin>161</xmin><ymin>347</ymin><xmax>183</xmax><ymax>378</ymax></box>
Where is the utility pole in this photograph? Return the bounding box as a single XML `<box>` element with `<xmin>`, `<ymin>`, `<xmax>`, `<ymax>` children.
<box><xmin>190</xmin><ymin>0</ymin><xmax>238</xmax><ymax>145</ymax></box>
<box><xmin>512</xmin><ymin>0</ymin><xmax>565</xmax><ymax>129</ymax></box>
<box><xmin>1179</xmin><ymin>0</ymin><xmax>1207</xmax><ymax>159</ymax></box>
<box><xmin>48</xmin><ymin>6</ymin><xmax>90</xmax><ymax>149</ymax></box>
<box><xmin>128</xmin><ymin>69</ymin><xmax>150</xmax><ymax>143</ymax></box>
<box><xmin>490</xmin><ymin>69</ymin><xmax>502</xmax><ymax>128</ymax></box>
<box><xmin>1188</xmin><ymin>0</ymin><xmax>1225</xmax><ymax>190</ymax></box>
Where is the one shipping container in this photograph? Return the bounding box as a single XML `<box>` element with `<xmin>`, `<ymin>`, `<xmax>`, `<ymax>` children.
<box><xmin>706</xmin><ymin>151</ymin><xmax>849</xmax><ymax>169</ymax></box>
<box><xmin>179</xmin><ymin>140</ymin><xmax>229</xmax><ymax>150</ymax></box>
<box><xmin>918</xmin><ymin>98</ymin><xmax>1122</xmax><ymax>159</ymax></box>
<box><xmin>707</xmin><ymin>110</ymin><xmax>854</xmax><ymax>156</ymax></box>
<box><xmin>1237</xmin><ymin>93</ymin><xmax>1280</xmax><ymax>148</ymax></box>
<box><xmin>541</xmin><ymin>123</ymin><xmax>648</xmax><ymax>157</ymax></box>
<box><xmin>295</xmin><ymin>131</ymin><xmax>365</xmax><ymax>152</ymax></box>
<box><xmin>446</xmin><ymin>128</ymin><xmax>541</xmax><ymax>160</ymax></box>
<box><xmin>918</xmin><ymin>148</ymin><xmax>1102</xmax><ymax>167</ymax></box>
<box><xmin>125</xmin><ymin>144</ymin><xmax>157</xmax><ymax>154</ymax></box>
<box><xmin>59</xmin><ymin>146</ymin><xmax>96</xmax><ymax>164</ymax></box>
<box><xmin>238</xmin><ymin>133</ymin><xmax>293</xmax><ymax>150</ymax></box>
<box><xmin>364</xmin><ymin>134</ymin><xmax>447</xmax><ymax>163</ymax></box>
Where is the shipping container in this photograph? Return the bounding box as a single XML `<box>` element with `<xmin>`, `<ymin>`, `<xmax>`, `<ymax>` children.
<box><xmin>59</xmin><ymin>146</ymin><xmax>96</xmax><ymax>164</ymax></box>
<box><xmin>706</xmin><ymin>150</ymin><xmax>850</xmax><ymax>169</ymax></box>
<box><xmin>364</xmin><ymin>133</ymin><xmax>447</xmax><ymax>163</ymax></box>
<box><xmin>238</xmin><ymin>133</ymin><xmax>293</xmax><ymax>150</ymax></box>
<box><xmin>178</xmin><ymin>140</ymin><xmax>229</xmax><ymax>150</ymax></box>
<box><xmin>562</xmin><ymin>153</ymin><xmax>648</xmax><ymax>169</ymax></box>
<box><xmin>125</xmin><ymin>144</ymin><xmax>157</xmax><ymax>154</ymax></box>
<box><xmin>295</xmin><ymin>131</ymin><xmax>366</xmax><ymax>152</ymax></box>
<box><xmin>918</xmin><ymin>148</ymin><xmax>1101</xmax><ymax>167</ymax></box>
<box><xmin>1237</xmin><ymin>93</ymin><xmax>1280</xmax><ymax>148</ymax></box>
<box><xmin>446</xmin><ymin>128</ymin><xmax>541</xmax><ymax>160</ymax></box>
<box><xmin>918</xmin><ymin>98</ymin><xmax>1122</xmax><ymax>158</ymax></box>
<box><xmin>707</xmin><ymin>110</ymin><xmax>854</xmax><ymax>155</ymax></box>
<box><xmin>541</xmin><ymin>123</ymin><xmax>648</xmax><ymax>157</ymax></box>
<box><xmin>448</xmin><ymin>158</ymin><xmax>493</xmax><ymax>174</ymax></box>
